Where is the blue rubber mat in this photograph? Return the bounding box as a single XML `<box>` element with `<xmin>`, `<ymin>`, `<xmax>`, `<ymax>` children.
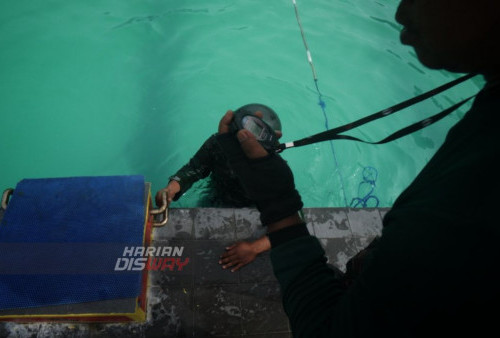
<box><xmin>0</xmin><ymin>175</ymin><xmax>146</xmax><ymax>310</ymax></box>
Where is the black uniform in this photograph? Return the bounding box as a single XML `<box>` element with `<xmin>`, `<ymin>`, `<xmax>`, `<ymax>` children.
<box><xmin>269</xmin><ymin>83</ymin><xmax>500</xmax><ymax>337</ymax></box>
<box><xmin>170</xmin><ymin>134</ymin><xmax>253</xmax><ymax>207</ymax></box>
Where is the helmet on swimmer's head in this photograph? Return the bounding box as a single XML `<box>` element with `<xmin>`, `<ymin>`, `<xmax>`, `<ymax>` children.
<box><xmin>234</xmin><ymin>103</ymin><xmax>282</xmax><ymax>132</ymax></box>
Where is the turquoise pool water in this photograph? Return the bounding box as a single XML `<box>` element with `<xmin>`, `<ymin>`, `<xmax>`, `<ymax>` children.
<box><xmin>0</xmin><ymin>0</ymin><xmax>483</xmax><ymax>208</ymax></box>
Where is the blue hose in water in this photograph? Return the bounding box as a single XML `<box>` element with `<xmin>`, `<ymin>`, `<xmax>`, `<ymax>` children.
<box><xmin>350</xmin><ymin>166</ymin><xmax>380</xmax><ymax>207</ymax></box>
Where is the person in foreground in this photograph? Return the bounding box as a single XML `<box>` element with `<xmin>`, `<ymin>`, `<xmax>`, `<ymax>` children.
<box><xmin>215</xmin><ymin>0</ymin><xmax>500</xmax><ymax>336</ymax></box>
<box><xmin>155</xmin><ymin>104</ymin><xmax>282</xmax><ymax>271</ymax></box>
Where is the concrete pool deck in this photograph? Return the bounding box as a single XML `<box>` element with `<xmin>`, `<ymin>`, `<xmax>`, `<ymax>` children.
<box><xmin>0</xmin><ymin>207</ymin><xmax>389</xmax><ymax>337</ymax></box>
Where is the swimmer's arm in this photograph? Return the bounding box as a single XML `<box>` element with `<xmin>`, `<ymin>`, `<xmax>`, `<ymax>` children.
<box><xmin>169</xmin><ymin>134</ymin><xmax>217</xmax><ymax>199</ymax></box>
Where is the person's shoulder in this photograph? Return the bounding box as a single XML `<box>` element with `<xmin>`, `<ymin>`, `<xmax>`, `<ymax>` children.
<box><xmin>205</xmin><ymin>133</ymin><xmax>219</xmax><ymax>145</ymax></box>
<box><xmin>476</xmin><ymin>82</ymin><xmax>500</xmax><ymax>107</ymax></box>
<box><xmin>201</xmin><ymin>133</ymin><xmax>221</xmax><ymax>152</ymax></box>
<box><xmin>207</xmin><ymin>133</ymin><xmax>218</xmax><ymax>141</ymax></box>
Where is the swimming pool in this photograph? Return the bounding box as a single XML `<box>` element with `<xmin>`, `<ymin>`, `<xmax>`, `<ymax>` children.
<box><xmin>0</xmin><ymin>0</ymin><xmax>483</xmax><ymax>208</ymax></box>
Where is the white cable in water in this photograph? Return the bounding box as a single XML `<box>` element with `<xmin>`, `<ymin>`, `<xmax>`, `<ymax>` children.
<box><xmin>292</xmin><ymin>0</ymin><xmax>318</xmax><ymax>81</ymax></box>
<box><xmin>290</xmin><ymin>0</ymin><xmax>349</xmax><ymax>207</ymax></box>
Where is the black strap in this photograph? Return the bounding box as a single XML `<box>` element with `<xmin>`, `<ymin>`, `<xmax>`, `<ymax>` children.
<box><xmin>279</xmin><ymin>73</ymin><xmax>478</xmax><ymax>150</ymax></box>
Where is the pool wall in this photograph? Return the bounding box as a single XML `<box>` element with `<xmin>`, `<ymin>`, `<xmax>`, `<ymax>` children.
<box><xmin>0</xmin><ymin>206</ymin><xmax>387</xmax><ymax>336</ymax></box>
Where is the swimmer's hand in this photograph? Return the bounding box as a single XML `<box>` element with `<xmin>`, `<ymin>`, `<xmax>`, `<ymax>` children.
<box><xmin>218</xmin><ymin>236</ymin><xmax>272</xmax><ymax>272</ymax></box>
<box><xmin>219</xmin><ymin>241</ymin><xmax>259</xmax><ymax>272</ymax></box>
<box><xmin>155</xmin><ymin>180</ymin><xmax>180</xmax><ymax>207</ymax></box>
<box><xmin>216</xmin><ymin>110</ymin><xmax>303</xmax><ymax>232</ymax></box>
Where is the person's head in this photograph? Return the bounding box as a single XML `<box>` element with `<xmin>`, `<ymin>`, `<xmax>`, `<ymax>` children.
<box><xmin>395</xmin><ymin>0</ymin><xmax>500</xmax><ymax>79</ymax></box>
<box><xmin>235</xmin><ymin>103</ymin><xmax>282</xmax><ymax>134</ymax></box>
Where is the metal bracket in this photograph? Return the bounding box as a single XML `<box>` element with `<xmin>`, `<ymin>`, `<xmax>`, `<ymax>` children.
<box><xmin>1</xmin><ymin>189</ymin><xmax>14</xmax><ymax>210</ymax></box>
<box><xmin>149</xmin><ymin>190</ymin><xmax>169</xmax><ymax>227</ymax></box>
